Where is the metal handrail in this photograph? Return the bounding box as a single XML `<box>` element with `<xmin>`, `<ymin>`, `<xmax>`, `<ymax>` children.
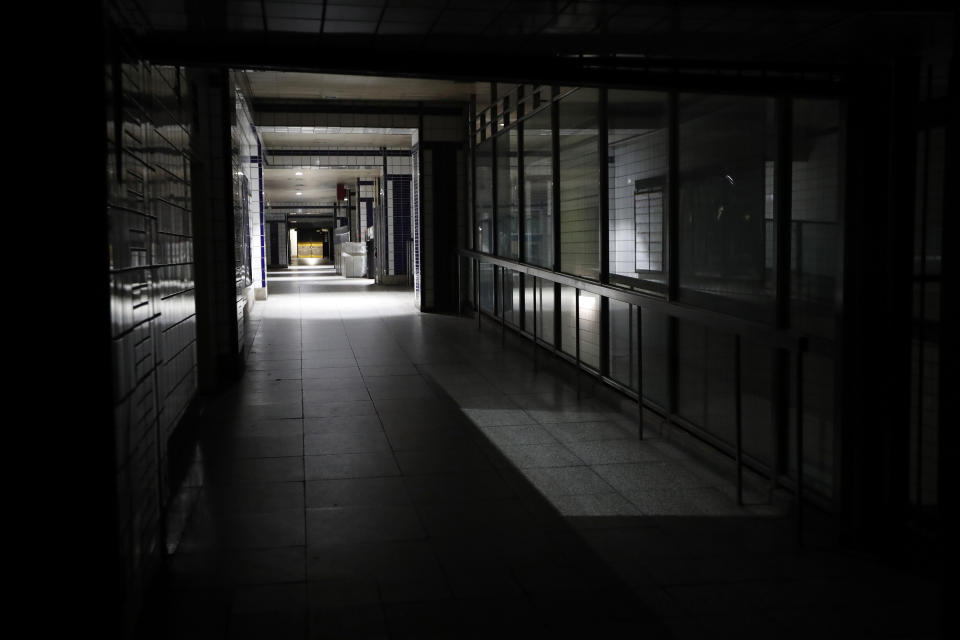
<box><xmin>458</xmin><ymin>249</ymin><xmax>811</xmax><ymax>545</ymax></box>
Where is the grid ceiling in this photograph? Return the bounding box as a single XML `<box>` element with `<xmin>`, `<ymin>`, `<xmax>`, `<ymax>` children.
<box><xmin>131</xmin><ymin>1</ymin><xmax>952</xmax><ymax>65</ymax></box>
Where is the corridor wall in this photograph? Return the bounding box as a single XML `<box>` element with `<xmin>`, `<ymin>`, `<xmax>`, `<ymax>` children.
<box><xmin>106</xmin><ymin>37</ymin><xmax>197</xmax><ymax>632</ymax></box>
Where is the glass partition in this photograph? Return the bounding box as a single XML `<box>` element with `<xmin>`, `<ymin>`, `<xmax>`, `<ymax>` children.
<box><xmin>537</xmin><ymin>280</ymin><xmax>555</xmax><ymax>346</ymax></box>
<box><xmin>503</xmin><ymin>269</ymin><xmax>521</xmax><ymax>327</ymax></box>
<box><xmin>496</xmin><ymin>128</ymin><xmax>519</xmax><ymax>259</ymax></box>
<box><xmin>608</xmin><ymin>299</ymin><xmax>636</xmax><ymax>390</ymax></box>
<box><xmin>791</xmin><ymin>99</ymin><xmax>841</xmax><ymax>338</ymax></box>
<box><xmin>678</xmin><ymin>94</ymin><xmax>777</xmax><ymax>321</ymax></box>
<box><xmin>559</xmin><ymin>88</ymin><xmax>600</xmax><ymax>280</ymax></box>
<box><xmin>523</xmin><ymin>106</ymin><xmax>554</xmax><ymax>268</ymax></box>
<box><xmin>479</xmin><ymin>262</ymin><xmax>494</xmax><ymax>313</ymax></box>
<box><xmin>475</xmin><ymin>138</ymin><xmax>493</xmax><ymax>253</ymax></box>
<box><xmin>608</xmin><ymin>89</ymin><xmax>669</xmax><ymax>289</ymax></box>
<box><xmin>578</xmin><ymin>291</ymin><xmax>601</xmax><ymax>370</ymax></box>
<box><xmin>559</xmin><ymin>285</ymin><xmax>577</xmax><ymax>358</ymax></box>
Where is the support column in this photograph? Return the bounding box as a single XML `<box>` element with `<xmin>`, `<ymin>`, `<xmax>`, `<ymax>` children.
<box><xmin>840</xmin><ymin>61</ymin><xmax>919</xmax><ymax>552</ymax></box>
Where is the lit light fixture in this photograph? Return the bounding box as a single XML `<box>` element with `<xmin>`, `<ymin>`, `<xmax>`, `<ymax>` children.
<box><xmin>296</xmin><ymin>192</ymin><xmax>303</xmax><ymax>196</ymax></box>
<box><xmin>295</xmin><ymin>171</ymin><xmax>303</xmax><ymax>176</ymax></box>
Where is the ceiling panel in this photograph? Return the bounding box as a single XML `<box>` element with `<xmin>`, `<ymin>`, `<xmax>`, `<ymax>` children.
<box><xmin>246</xmin><ymin>70</ymin><xmax>477</xmax><ymax>101</ymax></box>
<box><xmin>261</xmin><ymin>131</ymin><xmax>412</xmax><ymax>147</ymax></box>
<box><xmin>263</xmin><ymin>166</ymin><xmax>384</xmax><ymax>203</ymax></box>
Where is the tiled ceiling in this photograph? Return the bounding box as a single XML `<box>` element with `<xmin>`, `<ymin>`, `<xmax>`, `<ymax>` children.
<box><xmin>258</xmin><ymin>128</ymin><xmax>414</xmax><ymax>149</ymax></box>
<box><xmin>124</xmin><ymin>1</ymin><xmax>952</xmax><ymax>87</ymax></box>
<box><xmin>246</xmin><ymin>71</ymin><xmax>481</xmax><ymax>102</ymax></box>
<box><xmin>263</xmin><ymin>165</ymin><xmax>384</xmax><ymax>205</ymax></box>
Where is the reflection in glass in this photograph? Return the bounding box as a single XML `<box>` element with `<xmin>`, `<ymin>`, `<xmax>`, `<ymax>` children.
<box><xmin>524</xmin><ymin>275</ymin><xmax>535</xmax><ymax>333</ymax></box>
<box><xmin>608</xmin><ymin>299</ymin><xmax>636</xmax><ymax>389</ymax></box>
<box><xmin>608</xmin><ymin>90</ymin><xmax>669</xmax><ymax>288</ymax></box>
<box><xmin>523</xmin><ymin>106</ymin><xmax>553</xmax><ymax>268</ymax></box>
<box><xmin>560</xmin><ymin>285</ymin><xmax>577</xmax><ymax>358</ymax></box>
<box><xmin>676</xmin><ymin>321</ymin><xmax>737</xmax><ymax>444</ymax></box>
<box><xmin>496</xmin><ymin>128</ymin><xmax>519</xmax><ymax>258</ymax></box>
<box><xmin>641</xmin><ymin>309</ymin><xmax>669</xmax><ymax>408</ymax></box>
<box><xmin>788</xmin><ymin>351</ymin><xmax>835</xmax><ymax>497</ymax></box>
<box><xmin>559</xmin><ymin>88</ymin><xmax>600</xmax><ymax>280</ymax></box>
<box><xmin>578</xmin><ymin>291</ymin><xmax>600</xmax><ymax>370</ymax></box>
<box><xmin>503</xmin><ymin>269</ymin><xmax>521</xmax><ymax>327</ymax></box>
<box><xmin>479</xmin><ymin>262</ymin><xmax>494</xmax><ymax>313</ymax></box>
<box><xmin>475</xmin><ymin>138</ymin><xmax>493</xmax><ymax>253</ymax></box>
<box><xmin>791</xmin><ymin>99</ymin><xmax>841</xmax><ymax>338</ymax></box>
<box><xmin>678</xmin><ymin>94</ymin><xmax>776</xmax><ymax>320</ymax></box>
<box><xmin>537</xmin><ymin>280</ymin><xmax>555</xmax><ymax>346</ymax></box>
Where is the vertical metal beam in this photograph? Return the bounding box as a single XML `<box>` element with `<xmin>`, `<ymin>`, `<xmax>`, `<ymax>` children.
<box><xmin>772</xmin><ymin>96</ymin><xmax>793</xmax><ymax>504</ymax></box>
<box><xmin>775</xmin><ymin>97</ymin><xmax>793</xmax><ymax>328</ymax></box>
<box><xmin>735</xmin><ymin>334</ymin><xmax>743</xmax><ymax>505</ymax></box>
<box><xmin>476</xmin><ymin>259</ymin><xmax>481</xmax><ymax>330</ymax></box>
<box><xmin>532</xmin><ymin>275</ymin><xmax>538</xmax><ymax>370</ymax></box>
<box><xmin>600</xmin><ymin>296</ymin><xmax>610</xmax><ymax>377</ymax></box>
<box><xmin>491</xmin><ymin>82</ymin><xmax>498</xmax><ymax>256</ymax></box>
<box><xmin>500</xmin><ymin>266</ymin><xmax>506</xmax><ymax>345</ymax></box>
<box><xmin>938</xmin><ymin>40</ymin><xmax>959</xmax><ymax>555</ymax></box>
<box><xmin>914</xmin><ymin>64</ymin><xmax>933</xmax><ymax>506</ymax></box>
<box><xmin>667</xmin><ymin>316</ymin><xmax>678</xmax><ymax>415</ymax></box>
<box><xmin>554</xmin><ymin>282</ymin><xmax>561</xmax><ymax>354</ymax></box>
<box><xmin>469</xmin><ymin>93</ymin><xmax>477</xmax><ymax>252</ymax></box>
<box><xmin>796</xmin><ymin>341</ymin><xmax>805</xmax><ymax>546</ymax></box>
<box><xmin>575</xmin><ymin>287</ymin><xmax>581</xmax><ymax>398</ymax></box>
<box><xmin>599</xmin><ymin>87</ymin><xmax>609</xmax><ymax>285</ymax></box>
<box><xmin>637</xmin><ymin>305</ymin><xmax>645</xmax><ymax>440</ymax></box>
<box><xmin>667</xmin><ymin>90</ymin><xmax>680</xmax><ymax>302</ymax></box>
<box><xmin>551</xmin><ymin>86</ymin><xmax>561</xmax><ymax>273</ymax></box>
<box><xmin>492</xmin><ymin>134</ymin><xmax>498</xmax><ymax>256</ymax></box>
<box><xmin>518</xmin><ymin>86</ymin><xmax>526</xmax><ymax>266</ymax></box>
<box><xmin>381</xmin><ymin>146</ymin><xmax>389</xmax><ymax>280</ymax></box>
<box><xmin>598</xmin><ymin>88</ymin><xmax>610</xmax><ymax>379</ymax></box>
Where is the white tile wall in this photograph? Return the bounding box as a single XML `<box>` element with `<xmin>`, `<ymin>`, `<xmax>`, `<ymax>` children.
<box><xmin>608</xmin><ymin>129</ymin><xmax>667</xmax><ymax>278</ymax></box>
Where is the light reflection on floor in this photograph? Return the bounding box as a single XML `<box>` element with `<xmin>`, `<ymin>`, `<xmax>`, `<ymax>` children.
<box><xmin>260</xmin><ymin>266</ymin><xmax>780</xmax><ymax>519</ymax></box>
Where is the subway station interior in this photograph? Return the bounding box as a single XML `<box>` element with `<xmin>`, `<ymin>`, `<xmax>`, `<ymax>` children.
<box><xmin>81</xmin><ymin>0</ymin><xmax>956</xmax><ymax>638</ymax></box>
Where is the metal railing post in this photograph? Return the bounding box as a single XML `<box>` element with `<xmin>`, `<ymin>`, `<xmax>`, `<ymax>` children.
<box><xmin>637</xmin><ymin>305</ymin><xmax>644</xmax><ymax>440</ymax></box>
<box><xmin>795</xmin><ymin>340</ymin><xmax>805</xmax><ymax>546</ymax></box>
<box><xmin>735</xmin><ymin>334</ymin><xmax>743</xmax><ymax>505</ymax></box>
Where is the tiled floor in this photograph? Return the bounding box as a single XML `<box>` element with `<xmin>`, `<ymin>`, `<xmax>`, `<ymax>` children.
<box><xmin>138</xmin><ymin>265</ymin><xmax>941</xmax><ymax>639</ymax></box>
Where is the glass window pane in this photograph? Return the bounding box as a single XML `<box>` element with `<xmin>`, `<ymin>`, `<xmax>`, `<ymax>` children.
<box><xmin>741</xmin><ymin>341</ymin><xmax>774</xmax><ymax>465</ymax></box>
<box><xmin>677</xmin><ymin>321</ymin><xmax>738</xmax><ymax>443</ymax></box>
<box><xmin>560</xmin><ymin>285</ymin><xmax>577</xmax><ymax>358</ymax></box>
<box><xmin>641</xmin><ymin>309</ymin><xmax>669</xmax><ymax>408</ymax></box>
<box><xmin>496</xmin><ymin>129</ymin><xmax>520</xmax><ymax>258</ymax></box>
<box><xmin>678</xmin><ymin>94</ymin><xmax>777</xmax><ymax>322</ymax></box>
<box><xmin>523</xmin><ymin>107</ymin><xmax>553</xmax><ymax>268</ymax></box>
<box><xmin>479</xmin><ymin>262</ymin><xmax>494</xmax><ymax>313</ymax></box>
<box><xmin>559</xmin><ymin>88</ymin><xmax>600</xmax><ymax>280</ymax></box>
<box><xmin>475</xmin><ymin>138</ymin><xmax>493</xmax><ymax>253</ymax></box>
<box><xmin>524</xmin><ymin>275</ymin><xmax>535</xmax><ymax>333</ymax></box>
<box><xmin>537</xmin><ymin>280</ymin><xmax>555</xmax><ymax>346</ymax></box>
<box><xmin>676</xmin><ymin>320</ymin><xmax>706</xmax><ymax>427</ymax></box>
<box><xmin>608</xmin><ymin>299</ymin><xmax>636</xmax><ymax>390</ymax></box>
<box><xmin>503</xmin><ymin>269</ymin><xmax>521</xmax><ymax>327</ymax></box>
<box><xmin>788</xmin><ymin>352</ymin><xmax>835</xmax><ymax>498</ymax></box>
<box><xmin>608</xmin><ymin>90</ymin><xmax>669</xmax><ymax>287</ymax></box>
<box><xmin>578</xmin><ymin>291</ymin><xmax>601</xmax><ymax>370</ymax></box>
<box><xmin>791</xmin><ymin>99</ymin><xmax>841</xmax><ymax>338</ymax></box>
